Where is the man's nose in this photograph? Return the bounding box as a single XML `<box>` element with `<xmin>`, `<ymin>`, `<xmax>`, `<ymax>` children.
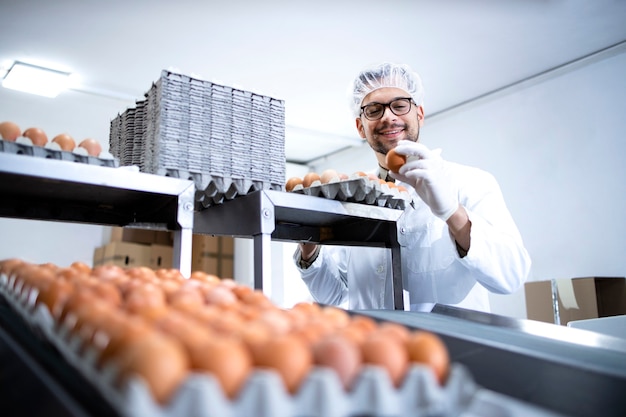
<box><xmin>380</xmin><ymin>105</ymin><xmax>397</xmax><ymax>121</ymax></box>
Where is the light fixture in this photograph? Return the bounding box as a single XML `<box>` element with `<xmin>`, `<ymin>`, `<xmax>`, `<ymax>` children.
<box><xmin>2</xmin><ymin>61</ymin><xmax>71</xmax><ymax>98</ymax></box>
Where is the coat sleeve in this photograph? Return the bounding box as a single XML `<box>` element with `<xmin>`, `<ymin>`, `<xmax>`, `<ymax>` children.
<box><xmin>458</xmin><ymin>167</ymin><xmax>532</xmax><ymax>294</ymax></box>
<box><xmin>293</xmin><ymin>245</ymin><xmax>350</xmax><ymax>307</ymax></box>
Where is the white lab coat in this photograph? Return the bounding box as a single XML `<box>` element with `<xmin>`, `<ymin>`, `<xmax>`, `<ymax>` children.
<box><xmin>294</xmin><ymin>161</ymin><xmax>531</xmax><ymax>312</ymax></box>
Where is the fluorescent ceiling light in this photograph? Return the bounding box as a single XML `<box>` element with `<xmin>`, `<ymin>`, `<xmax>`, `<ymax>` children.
<box><xmin>2</xmin><ymin>61</ymin><xmax>71</xmax><ymax>98</ymax></box>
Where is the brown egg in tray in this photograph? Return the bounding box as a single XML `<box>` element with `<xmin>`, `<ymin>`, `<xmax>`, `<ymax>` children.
<box><xmin>0</xmin><ymin>121</ymin><xmax>118</xmax><ymax>167</ymax></box>
<box><xmin>286</xmin><ymin>169</ymin><xmax>413</xmax><ymax>210</ymax></box>
<box><xmin>0</xmin><ymin>259</ymin><xmax>478</xmax><ymax>417</ymax></box>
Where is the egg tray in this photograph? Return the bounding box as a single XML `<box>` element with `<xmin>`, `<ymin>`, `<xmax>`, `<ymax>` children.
<box><xmin>290</xmin><ymin>177</ymin><xmax>412</xmax><ymax>210</ymax></box>
<box><xmin>155</xmin><ymin>167</ymin><xmax>284</xmax><ymax>208</ymax></box>
<box><xmin>0</xmin><ymin>138</ymin><xmax>119</xmax><ymax>168</ymax></box>
<box><xmin>109</xmin><ymin>69</ymin><xmax>286</xmax><ymax>198</ymax></box>
<box><xmin>0</xmin><ymin>272</ymin><xmax>480</xmax><ymax>417</ymax></box>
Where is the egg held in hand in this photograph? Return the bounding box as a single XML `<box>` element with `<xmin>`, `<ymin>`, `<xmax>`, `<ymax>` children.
<box><xmin>385</xmin><ymin>148</ymin><xmax>406</xmax><ymax>174</ymax></box>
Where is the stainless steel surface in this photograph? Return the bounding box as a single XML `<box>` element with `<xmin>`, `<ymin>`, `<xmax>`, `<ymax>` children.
<box><xmin>358</xmin><ymin>307</ymin><xmax>626</xmax><ymax>417</ymax></box>
<box><xmin>0</xmin><ymin>152</ymin><xmax>195</xmax><ymax>276</ymax></box>
<box><xmin>432</xmin><ymin>304</ymin><xmax>626</xmax><ymax>353</ymax></box>
<box><xmin>194</xmin><ymin>189</ymin><xmax>408</xmax><ymax>308</ymax></box>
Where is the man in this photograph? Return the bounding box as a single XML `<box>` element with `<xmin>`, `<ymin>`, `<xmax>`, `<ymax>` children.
<box><xmin>293</xmin><ymin>62</ymin><xmax>531</xmax><ymax>313</ymax></box>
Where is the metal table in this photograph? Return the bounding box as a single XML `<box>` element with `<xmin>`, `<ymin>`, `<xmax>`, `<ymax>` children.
<box><xmin>0</xmin><ymin>152</ymin><xmax>195</xmax><ymax>276</ymax></box>
<box><xmin>194</xmin><ymin>189</ymin><xmax>408</xmax><ymax>309</ymax></box>
<box><xmin>360</xmin><ymin>305</ymin><xmax>626</xmax><ymax>417</ymax></box>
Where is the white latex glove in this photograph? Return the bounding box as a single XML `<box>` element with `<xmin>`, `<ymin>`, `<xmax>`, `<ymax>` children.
<box><xmin>389</xmin><ymin>141</ymin><xmax>458</xmax><ymax>221</ymax></box>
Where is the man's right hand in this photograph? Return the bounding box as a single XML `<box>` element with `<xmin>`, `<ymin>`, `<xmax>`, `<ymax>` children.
<box><xmin>299</xmin><ymin>243</ymin><xmax>319</xmax><ymax>261</ymax></box>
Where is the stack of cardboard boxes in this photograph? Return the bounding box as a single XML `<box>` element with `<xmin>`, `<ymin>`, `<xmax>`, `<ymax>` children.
<box><xmin>93</xmin><ymin>227</ymin><xmax>234</xmax><ymax>277</ymax></box>
<box><xmin>524</xmin><ymin>277</ymin><xmax>626</xmax><ymax>325</ymax></box>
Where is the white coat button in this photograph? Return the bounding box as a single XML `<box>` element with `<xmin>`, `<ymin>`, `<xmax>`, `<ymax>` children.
<box><xmin>376</xmin><ymin>265</ymin><xmax>384</xmax><ymax>274</ymax></box>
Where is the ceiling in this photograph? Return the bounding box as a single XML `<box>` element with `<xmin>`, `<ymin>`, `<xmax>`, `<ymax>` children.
<box><xmin>1</xmin><ymin>0</ymin><xmax>625</xmax><ymax>165</ymax></box>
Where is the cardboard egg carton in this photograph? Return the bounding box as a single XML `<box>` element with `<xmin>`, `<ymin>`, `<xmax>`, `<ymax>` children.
<box><xmin>290</xmin><ymin>176</ymin><xmax>412</xmax><ymax>210</ymax></box>
<box><xmin>0</xmin><ymin>138</ymin><xmax>119</xmax><ymax>167</ymax></box>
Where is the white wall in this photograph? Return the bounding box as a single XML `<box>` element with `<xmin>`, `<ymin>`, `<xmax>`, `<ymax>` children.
<box><xmin>309</xmin><ymin>49</ymin><xmax>626</xmax><ymax>318</ymax></box>
<box><xmin>2</xmin><ymin>51</ymin><xmax>624</xmax><ymax>319</ymax></box>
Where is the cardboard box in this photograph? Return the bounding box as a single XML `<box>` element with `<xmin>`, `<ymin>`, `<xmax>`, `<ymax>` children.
<box><xmin>192</xmin><ymin>234</ymin><xmax>235</xmax><ymax>278</ymax></box>
<box><xmin>93</xmin><ymin>245</ymin><xmax>105</xmax><ymax>267</ymax></box>
<box><xmin>525</xmin><ymin>277</ymin><xmax>626</xmax><ymax>325</ymax></box>
<box><xmin>149</xmin><ymin>244</ymin><xmax>173</xmax><ymax>269</ymax></box>
<box><xmin>94</xmin><ymin>241</ymin><xmax>151</xmax><ymax>268</ymax></box>
<box><xmin>110</xmin><ymin>227</ymin><xmax>173</xmax><ymax>246</ymax></box>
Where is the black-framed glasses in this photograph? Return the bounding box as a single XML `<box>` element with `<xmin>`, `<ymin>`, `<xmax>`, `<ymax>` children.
<box><xmin>360</xmin><ymin>97</ymin><xmax>414</xmax><ymax>121</ymax></box>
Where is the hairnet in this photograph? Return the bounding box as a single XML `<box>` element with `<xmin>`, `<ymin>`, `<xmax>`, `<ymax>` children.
<box><xmin>350</xmin><ymin>62</ymin><xmax>424</xmax><ymax>118</ymax></box>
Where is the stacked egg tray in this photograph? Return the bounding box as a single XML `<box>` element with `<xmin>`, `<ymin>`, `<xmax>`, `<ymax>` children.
<box><xmin>109</xmin><ymin>70</ymin><xmax>285</xmax><ymax>208</ymax></box>
<box><xmin>0</xmin><ymin>272</ymin><xmax>482</xmax><ymax>417</ymax></box>
<box><xmin>291</xmin><ymin>176</ymin><xmax>413</xmax><ymax>210</ymax></box>
<box><xmin>0</xmin><ymin>138</ymin><xmax>119</xmax><ymax>167</ymax></box>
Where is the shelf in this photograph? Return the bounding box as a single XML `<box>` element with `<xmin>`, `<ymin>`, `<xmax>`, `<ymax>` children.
<box><xmin>0</xmin><ymin>152</ymin><xmax>195</xmax><ymax>276</ymax></box>
<box><xmin>194</xmin><ymin>189</ymin><xmax>408</xmax><ymax>309</ymax></box>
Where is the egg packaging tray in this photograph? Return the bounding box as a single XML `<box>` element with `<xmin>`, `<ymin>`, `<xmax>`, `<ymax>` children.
<box><xmin>0</xmin><ymin>138</ymin><xmax>119</xmax><ymax>167</ymax></box>
<box><xmin>0</xmin><ymin>272</ymin><xmax>483</xmax><ymax>417</ymax></box>
<box><xmin>154</xmin><ymin>167</ymin><xmax>284</xmax><ymax>208</ymax></box>
<box><xmin>290</xmin><ymin>177</ymin><xmax>412</xmax><ymax>210</ymax></box>
<box><xmin>109</xmin><ymin>69</ymin><xmax>286</xmax><ymax>205</ymax></box>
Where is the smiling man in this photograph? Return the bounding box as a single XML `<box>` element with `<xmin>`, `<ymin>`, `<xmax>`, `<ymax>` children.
<box><xmin>294</xmin><ymin>62</ymin><xmax>531</xmax><ymax>313</ymax></box>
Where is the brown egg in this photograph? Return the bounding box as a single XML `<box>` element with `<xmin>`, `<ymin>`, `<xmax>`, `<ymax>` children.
<box><xmin>376</xmin><ymin>322</ymin><xmax>410</xmax><ymax>344</ymax></box>
<box><xmin>361</xmin><ymin>332</ymin><xmax>409</xmax><ymax>387</ymax></box>
<box><xmin>36</xmin><ymin>278</ymin><xmax>76</xmax><ymax>318</ymax></box>
<box><xmin>0</xmin><ymin>258</ymin><xmax>26</xmax><ymax>277</ymax></box>
<box><xmin>239</xmin><ymin>289</ymin><xmax>274</xmax><ymax>309</ymax></box>
<box><xmin>405</xmin><ymin>331</ymin><xmax>450</xmax><ymax>385</ymax></box>
<box><xmin>69</xmin><ymin>261</ymin><xmax>92</xmax><ymax>275</ymax></box>
<box><xmin>97</xmin><ymin>313</ymin><xmax>153</xmax><ymax>367</ymax></box>
<box><xmin>23</xmin><ymin>127</ymin><xmax>48</xmax><ymax>146</ymax></box>
<box><xmin>204</xmin><ymin>285</ymin><xmax>238</xmax><ymax>307</ymax></box>
<box><xmin>115</xmin><ymin>331</ymin><xmax>189</xmax><ymax>404</ymax></box>
<box><xmin>52</xmin><ymin>133</ymin><xmax>76</xmax><ymax>151</ymax></box>
<box><xmin>313</xmin><ymin>333</ymin><xmax>362</xmax><ymax>390</ymax></box>
<box><xmin>385</xmin><ymin>148</ymin><xmax>406</xmax><ymax>173</ymax></box>
<box><xmin>0</xmin><ymin>121</ymin><xmax>21</xmax><ymax>141</ymax></box>
<box><xmin>285</xmin><ymin>176</ymin><xmax>303</xmax><ymax>192</ymax></box>
<box><xmin>320</xmin><ymin>169</ymin><xmax>339</xmax><ymax>184</ymax></box>
<box><xmin>253</xmin><ymin>334</ymin><xmax>313</xmax><ymax>394</ymax></box>
<box><xmin>78</xmin><ymin>138</ymin><xmax>102</xmax><ymax>156</ymax></box>
<box><xmin>321</xmin><ymin>306</ymin><xmax>351</xmax><ymax>328</ymax></box>
<box><xmin>189</xmin><ymin>336</ymin><xmax>252</xmax><ymax>399</ymax></box>
<box><xmin>302</xmin><ymin>172</ymin><xmax>321</xmax><ymax>188</ymax></box>
<box><xmin>167</xmin><ymin>286</ymin><xmax>205</xmax><ymax>312</ymax></box>
<box><xmin>190</xmin><ymin>270</ymin><xmax>221</xmax><ymax>285</ymax></box>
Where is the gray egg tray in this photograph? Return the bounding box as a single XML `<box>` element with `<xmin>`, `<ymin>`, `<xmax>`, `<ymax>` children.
<box><xmin>2</xmin><ymin>271</ymin><xmax>562</xmax><ymax>417</ymax></box>
<box><xmin>290</xmin><ymin>177</ymin><xmax>412</xmax><ymax>210</ymax></box>
<box><xmin>156</xmin><ymin>167</ymin><xmax>284</xmax><ymax>208</ymax></box>
<box><xmin>0</xmin><ymin>271</ymin><xmax>482</xmax><ymax>417</ymax></box>
<box><xmin>0</xmin><ymin>138</ymin><xmax>119</xmax><ymax>168</ymax></box>
<box><xmin>109</xmin><ymin>70</ymin><xmax>286</xmax><ymax>207</ymax></box>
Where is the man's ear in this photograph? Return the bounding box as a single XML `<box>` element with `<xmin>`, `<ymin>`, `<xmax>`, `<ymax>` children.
<box><xmin>355</xmin><ymin>118</ymin><xmax>366</xmax><ymax>139</ymax></box>
<box><xmin>417</xmin><ymin>105</ymin><xmax>425</xmax><ymax>124</ymax></box>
